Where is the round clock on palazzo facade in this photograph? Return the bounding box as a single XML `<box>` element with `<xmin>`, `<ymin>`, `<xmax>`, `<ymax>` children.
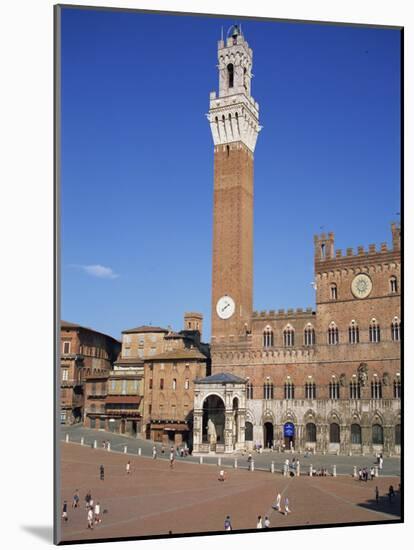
<box><xmin>351</xmin><ymin>273</ymin><xmax>373</xmax><ymax>299</ymax></box>
<box><xmin>216</xmin><ymin>295</ymin><xmax>236</xmax><ymax>319</ymax></box>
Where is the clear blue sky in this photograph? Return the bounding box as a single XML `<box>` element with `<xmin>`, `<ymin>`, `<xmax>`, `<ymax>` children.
<box><xmin>60</xmin><ymin>7</ymin><xmax>401</xmax><ymax>342</ymax></box>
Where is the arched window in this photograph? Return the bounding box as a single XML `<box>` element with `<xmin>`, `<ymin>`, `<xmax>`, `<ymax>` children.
<box><xmin>304</xmin><ymin>324</ymin><xmax>315</xmax><ymax>346</ymax></box>
<box><xmin>391</xmin><ymin>318</ymin><xmax>401</xmax><ymax>342</ymax></box>
<box><xmin>372</xmin><ymin>424</ymin><xmax>384</xmax><ymax>445</ymax></box>
<box><xmin>305</xmin><ymin>422</ymin><xmax>317</xmax><ymax>442</ymax></box>
<box><xmin>395</xmin><ymin>424</ymin><xmax>401</xmax><ymax>446</ymax></box>
<box><xmin>227</xmin><ymin>63</ymin><xmax>234</xmax><ymax>88</ymax></box>
<box><xmin>351</xmin><ymin>424</ymin><xmax>362</xmax><ymax>444</ymax></box>
<box><xmin>243</xmin><ymin>67</ymin><xmax>247</xmax><ymax>90</ymax></box>
<box><xmin>349</xmin><ymin>379</ymin><xmax>361</xmax><ymax>399</ymax></box>
<box><xmin>245</xmin><ymin>421</ymin><xmax>253</xmax><ymax>441</ymax></box>
<box><xmin>369</xmin><ymin>319</ymin><xmax>381</xmax><ymax>343</ymax></box>
<box><xmin>330</xmin><ymin>423</ymin><xmax>340</xmax><ymax>443</ymax></box>
<box><xmin>329</xmin><ymin>380</ymin><xmax>340</xmax><ymax>399</ymax></box>
<box><xmin>263</xmin><ymin>326</ymin><xmax>274</xmax><ymax>348</ymax></box>
<box><xmin>393</xmin><ymin>378</ymin><xmax>401</xmax><ymax>398</ymax></box>
<box><xmin>246</xmin><ymin>381</ymin><xmax>254</xmax><ymax>399</ymax></box>
<box><xmin>172</xmin><ymin>378</ymin><xmax>177</xmax><ymax>390</ymax></box>
<box><xmin>371</xmin><ymin>378</ymin><xmax>382</xmax><ymax>399</ymax></box>
<box><xmin>328</xmin><ymin>323</ymin><xmax>339</xmax><ymax>345</ymax></box>
<box><xmin>184</xmin><ymin>378</ymin><xmax>189</xmax><ymax>390</ymax></box>
<box><xmin>263</xmin><ymin>381</ymin><xmax>274</xmax><ymax>400</ymax></box>
<box><xmin>283</xmin><ymin>326</ymin><xmax>294</xmax><ymax>347</ymax></box>
<box><xmin>284</xmin><ymin>381</ymin><xmax>294</xmax><ymax>399</ymax></box>
<box><xmin>390</xmin><ymin>276</ymin><xmax>398</xmax><ymax>293</ymax></box>
<box><xmin>330</xmin><ymin>283</ymin><xmax>338</xmax><ymax>300</ymax></box>
<box><xmin>305</xmin><ymin>382</ymin><xmax>316</xmax><ymax>399</ymax></box>
<box><xmin>348</xmin><ymin>321</ymin><xmax>359</xmax><ymax>344</ymax></box>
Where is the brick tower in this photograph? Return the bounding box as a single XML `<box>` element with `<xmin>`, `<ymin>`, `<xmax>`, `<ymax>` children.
<box><xmin>208</xmin><ymin>25</ymin><xmax>261</xmax><ymax>341</ymax></box>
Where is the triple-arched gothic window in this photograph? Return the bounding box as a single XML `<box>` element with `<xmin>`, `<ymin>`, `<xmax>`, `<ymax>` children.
<box><xmin>283</xmin><ymin>326</ymin><xmax>295</xmax><ymax>347</ymax></box>
<box><xmin>263</xmin><ymin>326</ymin><xmax>274</xmax><ymax>348</ymax></box>
<box><xmin>304</xmin><ymin>324</ymin><xmax>315</xmax><ymax>346</ymax></box>
<box><xmin>348</xmin><ymin>321</ymin><xmax>359</xmax><ymax>344</ymax></box>
<box><xmin>328</xmin><ymin>322</ymin><xmax>339</xmax><ymax>345</ymax></box>
<box><xmin>369</xmin><ymin>319</ymin><xmax>381</xmax><ymax>343</ymax></box>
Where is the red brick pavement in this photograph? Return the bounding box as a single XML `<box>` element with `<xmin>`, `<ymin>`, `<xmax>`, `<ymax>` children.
<box><xmin>59</xmin><ymin>443</ymin><xmax>401</xmax><ymax>543</ymax></box>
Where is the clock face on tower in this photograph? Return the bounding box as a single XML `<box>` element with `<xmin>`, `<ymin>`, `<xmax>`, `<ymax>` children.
<box><xmin>351</xmin><ymin>273</ymin><xmax>373</xmax><ymax>299</ymax></box>
<box><xmin>216</xmin><ymin>295</ymin><xmax>236</xmax><ymax>320</ymax></box>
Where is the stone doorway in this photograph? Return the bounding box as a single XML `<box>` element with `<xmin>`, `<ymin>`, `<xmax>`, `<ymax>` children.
<box><xmin>264</xmin><ymin>422</ymin><xmax>274</xmax><ymax>448</ymax></box>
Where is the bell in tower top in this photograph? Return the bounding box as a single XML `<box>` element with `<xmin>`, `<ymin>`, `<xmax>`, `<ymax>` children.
<box><xmin>208</xmin><ymin>26</ymin><xmax>261</xmax><ymax>153</ymax></box>
<box><xmin>216</xmin><ymin>24</ymin><xmax>253</xmax><ymax>99</ymax></box>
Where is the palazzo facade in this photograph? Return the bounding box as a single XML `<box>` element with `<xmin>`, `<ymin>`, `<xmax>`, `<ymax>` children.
<box><xmin>192</xmin><ymin>26</ymin><xmax>401</xmax><ymax>456</ymax></box>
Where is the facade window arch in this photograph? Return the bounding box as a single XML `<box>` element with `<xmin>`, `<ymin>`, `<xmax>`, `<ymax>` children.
<box><xmin>283</xmin><ymin>325</ymin><xmax>295</xmax><ymax>347</ymax></box>
<box><xmin>284</xmin><ymin>380</ymin><xmax>295</xmax><ymax>400</ymax></box>
<box><xmin>330</xmin><ymin>283</ymin><xmax>338</xmax><ymax>300</ymax></box>
<box><xmin>349</xmin><ymin>378</ymin><xmax>361</xmax><ymax>399</ymax></box>
<box><xmin>391</xmin><ymin>317</ymin><xmax>401</xmax><ymax>342</ymax></box>
<box><xmin>371</xmin><ymin>377</ymin><xmax>382</xmax><ymax>399</ymax></box>
<box><xmin>263</xmin><ymin>380</ymin><xmax>274</xmax><ymax>400</ymax></box>
<box><xmin>172</xmin><ymin>378</ymin><xmax>177</xmax><ymax>390</ymax></box>
<box><xmin>372</xmin><ymin>424</ymin><xmax>384</xmax><ymax>445</ymax></box>
<box><xmin>390</xmin><ymin>276</ymin><xmax>398</xmax><ymax>293</ymax></box>
<box><xmin>328</xmin><ymin>322</ymin><xmax>339</xmax><ymax>345</ymax></box>
<box><xmin>246</xmin><ymin>381</ymin><xmax>254</xmax><ymax>399</ymax></box>
<box><xmin>329</xmin><ymin>379</ymin><xmax>340</xmax><ymax>400</ymax></box>
<box><xmin>305</xmin><ymin>422</ymin><xmax>317</xmax><ymax>442</ymax></box>
<box><xmin>263</xmin><ymin>326</ymin><xmax>274</xmax><ymax>348</ymax></box>
<box><xmin>348</xmin><ymin>321</ymin><xmax>359</xmax><ymax>344</ymax></box>
<box><xmin>330</xmin><ymin>423</ymin><xmax>340</xmax><ymax>443</ymax></box>
<box><xmin>393</xmin><ymin>377</ymin><xmax>401</xmax><ymax>398</ymax></box>
<box><xmin>351</xmin><ymin>424</ymin><xmax>362</xmax><ymax>444</ymax></box>
<box><xmin>304</xmin><ymin>324</ymin><xmax>315</xmax><ymax>346</ymax></box>
<box><xmin>369</xmin><ymin>319</ymin><xmax>381</xmax><ymax>343</ymax></box>
<box><xmin>305</xmin><ymin>381</ymin><xmax>316</xmax><ymax>399</ymax></box>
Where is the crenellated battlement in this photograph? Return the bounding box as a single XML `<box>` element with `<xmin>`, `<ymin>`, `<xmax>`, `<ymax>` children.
<box><xmin>314</xmin><ymin>223</ymin><xmax>400</xmax><ymax>268</ymax></box>
<box><xmin>252</xmin><ymin>307</ymin><xmax>314</xmax><ymax>319</ymax></box>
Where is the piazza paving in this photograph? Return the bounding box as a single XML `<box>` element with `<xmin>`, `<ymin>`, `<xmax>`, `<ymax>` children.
<box><xmin>59</xmin><ymin>442</ymin><xmax>401</xmax><ymax>542</ymax></box>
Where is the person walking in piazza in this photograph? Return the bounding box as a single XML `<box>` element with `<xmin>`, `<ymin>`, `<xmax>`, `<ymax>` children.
<box><xmin>126</xmin><ymin>460</ymin><xmax>131</xmax><ymax>475</ymax></box>
<box><xmin>379</xmin><ymin>456</ymin><xmax>384</xmax><ymax>471</ymax></box>
<box><xmin>264</xmin><ymin>516</ymin><xmax>270</xmax><ymax>528</ymax></box>
<box><xmin>284</xmin><ymin>496</ymin><xmax>291</xmax><ymax>515</ymax></box>
<box><xmin>273</xmin><ymin>492</ymin><xmax>281</xmax><ymax>511</ymax></box>
<box><xmin>256</xmin><ymin>516</ymin><xmax>263</xmax><ymax>529</ymax></box>
<box><xmin>85</xmin><ymin>490</ymin><xmax>92</xmax><ymax>509</ymax></box>
<box><xmin>62</xmin><ymin>501</ymin><xmax>68</xmax><ymax>522</ymax></box>
<box><xmin>375</xmin><ymin>486</ymin><xmax>380</xmax><ymax>504</ymax></box>
<box><xmin>224</xmin><ymin>515</ymin><xmax>232</xmax><ymax>531</ymax></box>
<box><xmin>87</xmin><ymin>507</ymin><xmax>94</xmax><ymax>530</ymax></box>
<box><xmin>218</xmin><ymin>469</ymin><xmax>226</xmax><ymax>482</ymax></box>
<box><xmin>94</xmin><ymin>501</ymin><xmax>101</xmax><ymax>524</ymax></box>
<box><xmin>72</xmin><ymin>489</ymin><xmax>80</xmax><ymax>509</ymax></box>
<box><xmin>152</xmin><ymin>445</ymin><xmax>157</xmax><ymax>459</ymax></box>
<box><xmin>169</xmin><ymin>447</ymin><xmax>175</xmax><ymax>469</ymax></box>
<box><xmin>99</xmin><ymin>464</ymin><xmax>105</xmax><ymax>481</ymax></box>
<box><xmin>370</xmin><ymin>466</ymin><xmax>375</xmax><ymax>480</ymax></box>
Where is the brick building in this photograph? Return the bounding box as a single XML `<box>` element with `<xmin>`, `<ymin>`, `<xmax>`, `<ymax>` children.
<box><xmin>192</xmin><ymin>26</ymin><xmax>401</xmax><ymax>456</ymax></box>
<box><xmin>60</xmin><ymin>321</ymin><xmax>120</xmax><ymax>424</ymax></box>
<box><xmin>142</xmin><ymin>313</ymin><xmax>210</xmax><ymax>445</ymax></box>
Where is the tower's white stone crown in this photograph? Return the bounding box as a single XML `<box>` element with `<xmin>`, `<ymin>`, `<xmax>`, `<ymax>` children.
<box><xmin>207</xmin><ymin>27</ymin><xmax>261</xmax><ymax>153</ymax></box>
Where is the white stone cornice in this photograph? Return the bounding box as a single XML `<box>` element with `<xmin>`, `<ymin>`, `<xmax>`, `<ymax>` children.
<box><xmin>208</xmin><ymin>93</ymin><xmax>261</xmax><ymax>153</ymax></box>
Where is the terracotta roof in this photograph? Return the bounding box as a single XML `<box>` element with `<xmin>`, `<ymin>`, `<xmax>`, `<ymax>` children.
<box><xmin>164</xmin><ymin>332</ymin><xmax>184</xmax><ymax>339</ymax></box>
<box><xmin>196</xmin><ymin>372</ymin><xmax>246</xmax><ymax>384</ymax></box>
<box><xmin>61</xmin><ymin>320</ymin><xmax>120</xmax><ymax>343</ymax></box>
<box><xmin>145</xmin><ymin>348</ymin><xmax>207</xmax><ymax>361</ymax></box>
<box><xmin>114</xmin><ymin>357</ymin><xmax>144</xmax><ymax>366</ymax></box>
<box><xmin>106</xmin><ymin>396</ymin><xmax>142</xmax><ymax>405</ymax></box>
<box><xmin>122</xmin><ymin>325</ymin><xmax>169</xmax><ymax>334</ymax></box>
